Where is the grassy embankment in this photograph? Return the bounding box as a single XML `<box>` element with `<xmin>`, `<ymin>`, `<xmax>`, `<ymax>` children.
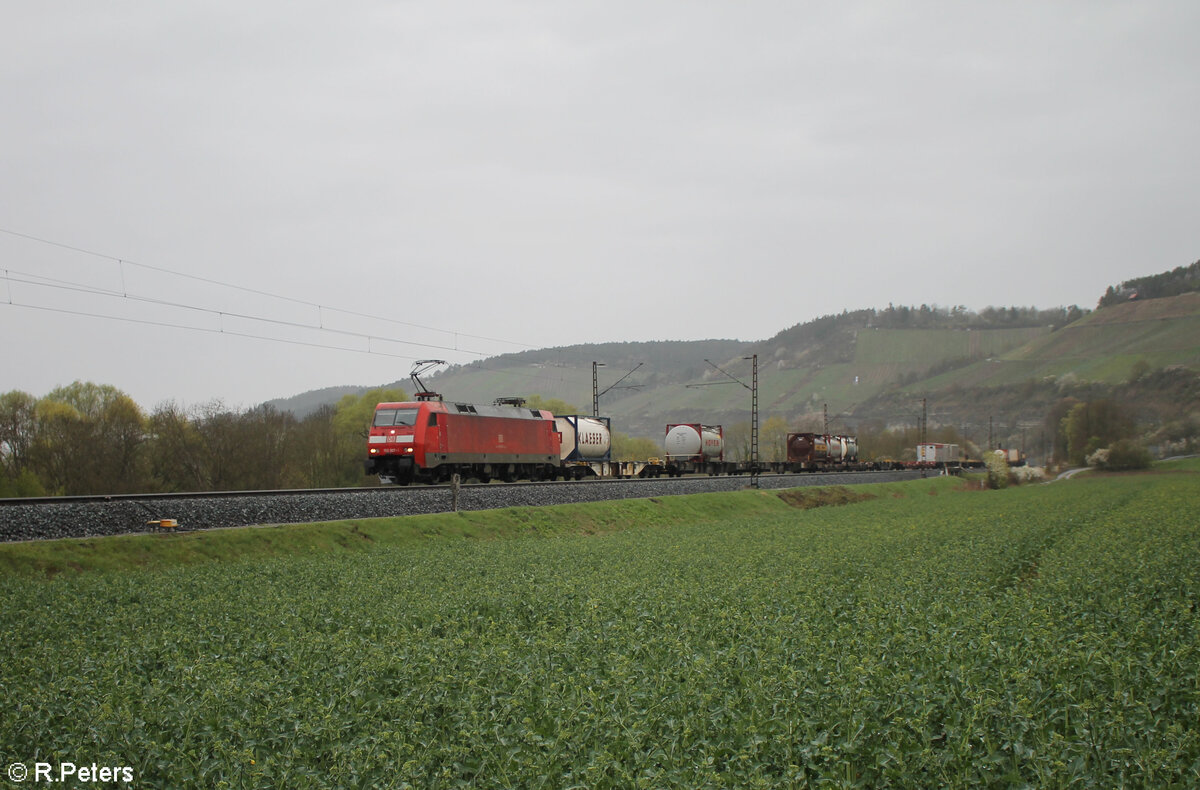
<box><xmin>0</xmin><ymin>479</ymin><xmax>932</xmax><ymax>577</ymax></box>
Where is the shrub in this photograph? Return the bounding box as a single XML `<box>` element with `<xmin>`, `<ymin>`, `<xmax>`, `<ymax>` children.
<box><xmin>1100</xmin><ymin>439</ymin><xmax>1153</xmax><ymax>471</ymax></box>
<box><xmin>985</xmin><ymin>451</ymin><xmax>1010</xmax><ymax>489</ymax></box>
<box><xmin>1010</xmin><ymin>465</ymin><xmax>1047</xmax><ymax>484</ymax></box>
<box><xmin>0</xmin><ymin>469</ymin><xmax>46</xmax><ymax>498</ymax></box>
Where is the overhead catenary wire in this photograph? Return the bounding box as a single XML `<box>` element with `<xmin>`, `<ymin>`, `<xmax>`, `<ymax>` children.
<box><xmin>1</xmin><ymin>268</ymin><xmax>495</xmax><ymax>357</ymax></box>
<box><xmin>0</xmin><ymin>226</ymin><xmax>539</xmax><ymax>351</ymax></box>
<box><xmin>0</xmin><ymin>263</ymin><xmax>591</xmax><ymax>389</ymax></box>
<box><xmin>2</xmin><ymin>298</ymin><xmax>588</xmax><ymax>389</ymax></box>
<box><xmin>4</xmin><ymin>300</ymin><xmax>423</xmax><ymax>360</ymax></box>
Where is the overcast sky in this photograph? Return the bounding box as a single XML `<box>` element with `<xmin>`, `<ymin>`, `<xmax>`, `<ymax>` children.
<box><xmin>3</xmin><ymin>2</ymin><xmax>1197</xmax><ymax>410</ymax></box>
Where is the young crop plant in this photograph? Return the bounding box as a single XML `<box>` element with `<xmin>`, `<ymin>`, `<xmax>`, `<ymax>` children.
<box><xmin>1</xmin><ymin>473</ymin><xmax>1197</xmax><ymax>787</ymax></box>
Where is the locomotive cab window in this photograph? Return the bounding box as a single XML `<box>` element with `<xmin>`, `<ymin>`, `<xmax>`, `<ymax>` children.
<box><xmin>374</xmin><ymin>408</ymin><xmax>419</xmax><ymax>428</ymax></box>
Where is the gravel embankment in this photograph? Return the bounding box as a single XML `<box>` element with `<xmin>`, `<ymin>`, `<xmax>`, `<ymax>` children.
<box><xmin>0</xmin><ymin>470</ymin><xmax>924</xmax><ymax>542</ymax></box>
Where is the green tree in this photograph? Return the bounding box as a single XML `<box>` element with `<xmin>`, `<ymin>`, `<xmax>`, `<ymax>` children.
<box><xmin>97</xmin><ymin>393</ymin><xmax>150</xmax><ymax>493</ymax></box>
<box><xmin>292</xmin><ymin>404</ymin><xmax>354</xmax><ymax>487</ymax></box>
<box><xmin>722</xmin><ymin>422</ymin><xmax>751</xmax><ymax>462</ymax></box>
<box><xmin>34</xmin><ymin>382</ymin><xmax>149</xmax><ymax>493</ymax></box>
<box><xmin>147</xmin><ymin>401</ymin><xmax>208</xmax><ymax>491</ymax></box>
<box><xmin>0</xmin><ymin>391</ymin><xmax>39</xmax><ymax>485</ymax></box>
<box><xmin>188</xmin><ymin>400</ymin><xmax>245</xmax><ymax>490</ymax></box>
<box><xmin>31</xmin><ymin>399</ymin><xmax>84</xmax><ymax>495</ymax></box>
<box><xmin>44</xmin><ymin>381</ymin><xmax>123</xmax><ymax>421</ymax></box>
<box><xmin>1099</xmin><ymin>439</ymin><xmax>1153</xmax><ymax>471</ymax></box>
<box><xmin>719</xmin><ymin>420</ymin><xmax>796</xmax><ymax>464</ymax></box>
<box><xmin>0</xmin><ymin>389</ymin><xmax>45</xmax><ymax>496</ymax></box>
<box><xmin>1127</xmin><ymin>359</ymin><xmax>1151</xmax><ymax>383</ymax></box>
<box><xmin>0</xmin><ymin>467</ymin><xmax>44</xmax><ymax>497</ymax></box>
<box><xmin>239</xmin><ymin>404</ymin><xmax>299</xmax><ymax>489</ymax></box>
<box><xmin>1062</xmin><ymin>400</ymin><xmax>1134</xmax><ymax>466</ymax></box>
<box><xmin>1044</xmin><ymin>397</ymin><xmax>1081</xmax><ymax>466</ymax></box>
<box><xmin>523</xmin><ymin>395</ymin><xmax>583</xmax><ymax>416</ymax></box>
<box><xmin>333</xmin><ymin>388</ymin><xmax>409</xmax><ymax>438</ymax></box>
<box><xmin>611</xmin><ymin>433</ymin><xmax>659</xmax><ymax>461</ymax></box>
<box><xmin>859</xmin><ymin>424</ymin><xmax>920</xmax><ymax>462</ymax></box>
<box><xmin>761</xmin><ymin>416</ymin><xmax>790</xmax><ymax>463</ymax></box>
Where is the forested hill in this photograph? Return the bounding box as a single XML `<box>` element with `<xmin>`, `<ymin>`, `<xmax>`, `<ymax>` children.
<box><xmin>456</xmin><ymin>339</ymin><xmax>749</xmax><ymax>377</ymax></box>
<box><xmin>1098</xmin><ymin>259</ymin><xmax>1200</xmax><ymax>307</ymax></box>
<box><xmin>743</xmin><ymin>305</ymin><xmax>1087</xmax><ymax>368</ymax></box>
<box><xmin>256</xmin><ymin>260</ymin><xmax>1200</xmax><ymax>462</ymax></box>
<box><xmin>267</xmin><ymin>306</ymin><xmax>1092</xmax><ymax>420</ymax></box>
<box><xmin>265</xmin><ymin>302</ymin><xmax>1098</xmax><ymax>440</ymax></box>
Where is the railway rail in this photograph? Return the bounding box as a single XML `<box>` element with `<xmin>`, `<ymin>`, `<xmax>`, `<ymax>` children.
<box><xmin>0</xmin><ymin>469</ymin><xmax>924</xmax><ymax>543</ymax></box>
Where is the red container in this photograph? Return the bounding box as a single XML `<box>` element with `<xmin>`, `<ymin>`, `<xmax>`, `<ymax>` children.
<box><xmin>787</xmin><ymin>432</ymin><xmax>831</xmax><ymax>465</ymax></box>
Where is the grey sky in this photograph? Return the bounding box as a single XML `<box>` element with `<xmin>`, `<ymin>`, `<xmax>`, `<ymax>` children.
<box><xmin>3</xmin><ymin>2</ymin><xmax>1197</xmax><ymax>410</ymax></box>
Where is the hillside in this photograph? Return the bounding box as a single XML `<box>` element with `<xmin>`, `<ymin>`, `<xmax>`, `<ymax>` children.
<box><xmin>914</xmin><ymin>292</ymin><xmax>1200</xmax><ymax>391</ymax></box>
<box><xmin>852</xmin><ymin>292</ymin><xmax>1200</xmax><ymax>456</ymax></box>
<box><xmin>268</xmin><ymin>320</ymin><xmax>1061</xmax><ymax>438</ymax></box>
<box><xmin>268</xmin><ymin>285</ymin><xmax>1200</xmax><ymax>463</ymax></box>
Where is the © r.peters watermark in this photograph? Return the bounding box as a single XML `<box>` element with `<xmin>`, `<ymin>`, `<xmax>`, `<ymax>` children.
<box><xmin>6</xmin><ymin>762</ymin><xmax>134</xmax><ymax>784</ymax></box>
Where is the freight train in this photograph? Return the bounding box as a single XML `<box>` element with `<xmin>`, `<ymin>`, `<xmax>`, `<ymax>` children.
<box><xmin>365</xmin><ymin>399</ymin><xmax>665</xmax><ymax>485</ymax></box>
<box><xmin>364</xmin><ymin>397</ymin><xmax>1001</xmax><ymax>485</ymax></box>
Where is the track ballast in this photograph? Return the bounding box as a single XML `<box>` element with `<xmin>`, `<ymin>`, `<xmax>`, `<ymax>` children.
<box><xmin>0</xmin><ymin>470</ymin><xmax>926</xmax><ymax>543</ymax></box>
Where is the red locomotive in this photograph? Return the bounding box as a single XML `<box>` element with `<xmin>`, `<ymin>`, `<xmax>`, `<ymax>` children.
<box><xmin>366</xmin><ymin>400</ymin><xmax>561</xmax><ymax>485</ymax></box>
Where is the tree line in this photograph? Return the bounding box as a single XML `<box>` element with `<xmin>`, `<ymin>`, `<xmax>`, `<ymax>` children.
<box><xmin>1098</xmin><ymin>259</ymin><xmax>1200</xmax><ymax>308</ymax></box>
<box><xmin>774</xmin><ymin>304</ymin><xmax>1089</xmax><ymax>341</ymax></box>
<box><xmin>3</xmin><ymin>380</ymin><xmax>1170</xmax><ymax>497</ymax></box>
<box><xmin>0</xmin><ymin>382</ymin><xmax>406</xmax><ymax>497</ymax></box>
<box><xmin>0</xmin><ymin>386</ymin><xmax>672</xmax><ymax>497</ymax></box>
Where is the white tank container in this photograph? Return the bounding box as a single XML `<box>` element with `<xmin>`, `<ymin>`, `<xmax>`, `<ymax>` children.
<box><xmin>665</xmin><ymin>424</ymin><xmax>702</xmax><ymax>458</ymax></box>
<box><xmin>700</xmin><ymin>426</ymin><xmax>724</xmax><ymax>460</ymax></box>
<box><xmin>555</xmin><ymin>416</ymin><xmax>611</xmax><ymax>461</ymax></box>
<box><xmin>665</xmin><ymin>424</ymin><xmax>723</xmax><ymax>460</ymax></box>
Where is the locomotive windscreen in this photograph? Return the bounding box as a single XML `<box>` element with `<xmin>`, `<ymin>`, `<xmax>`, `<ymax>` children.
<box><xmin>373</xmin><ymin>407</ymin><xmax>419</xmax><ymax>427</ymax></box>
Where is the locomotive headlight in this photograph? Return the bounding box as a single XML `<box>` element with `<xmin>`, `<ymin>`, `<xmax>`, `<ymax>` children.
<box><xmin>405</xmin><ymin>446</ymin><xmax>414</xmax><ymax>453</ymax></box>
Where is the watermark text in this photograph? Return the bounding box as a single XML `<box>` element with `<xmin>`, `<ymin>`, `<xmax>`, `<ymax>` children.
<box><xmin>7</xmin><ymin>762</ymin><xmax>134</xmax><ymax>784</ymax></box>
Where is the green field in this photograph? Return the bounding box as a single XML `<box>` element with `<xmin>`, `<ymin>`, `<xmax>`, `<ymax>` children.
<box><xmin>2</xmin><ymin>472</ymin><xmax>1198</xmax><ymax>788</ymax></box>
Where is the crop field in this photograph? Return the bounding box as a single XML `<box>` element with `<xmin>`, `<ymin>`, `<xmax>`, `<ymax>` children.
<box><xmin>2</xmin><ymin>472</ymin><xmax>1198</xmax><ymax>788</ymax></box>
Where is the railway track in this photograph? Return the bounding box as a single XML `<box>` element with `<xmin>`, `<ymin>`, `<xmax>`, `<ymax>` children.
<box><xmin>0</xmin><ymin>470</ymin><xmax>925</xmax><ymax>543</ymax></box>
